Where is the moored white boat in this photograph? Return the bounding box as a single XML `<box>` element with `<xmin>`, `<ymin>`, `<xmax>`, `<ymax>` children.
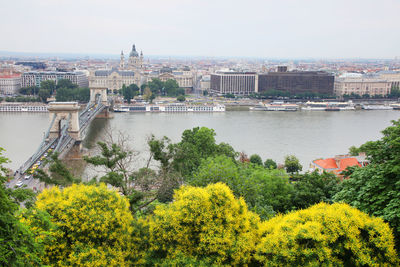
<box><xmin>362</xmin><ymin>105</ymin><xmax>393</xmax><ymax>110</ymax></box>
<box><xmin>302</xmin><ymin>101</ymin><xmax>355</xmax><ymax>111</ymax></box>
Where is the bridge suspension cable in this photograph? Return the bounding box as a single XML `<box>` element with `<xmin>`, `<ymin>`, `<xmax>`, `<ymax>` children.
<box><xmin>54</xmin><ymin>114</ymin><xmax>72</xmax><ymax>152</ymax></box>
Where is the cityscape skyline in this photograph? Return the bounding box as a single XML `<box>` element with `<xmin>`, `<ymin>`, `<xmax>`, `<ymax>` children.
<box><xmin>1</xmin><ymin>0</ymin><xmax>400</xmax><ymax>59</ymax></box>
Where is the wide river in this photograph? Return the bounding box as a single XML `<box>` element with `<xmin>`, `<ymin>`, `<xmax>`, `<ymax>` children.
<box><xmin>1</xmin><ymin>110</ymin><xmax>399</xmax><ymax>174</ymax></box>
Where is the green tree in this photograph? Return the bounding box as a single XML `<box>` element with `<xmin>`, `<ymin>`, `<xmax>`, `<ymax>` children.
<box><xmin>291</xmin><ymin>171</ymin><xmax>339</xmax><ymax>210</ymax></box>
<box><xmin>249</xmin><ymin>154</ymin><xmax>263</xmax><ymax>166</ymax></box>
<box><xmin>348</xmin><ymin>145</ymin><xmax>360</xmax><ymax>156</ymax></box>
<box><xmin>177</xmin><ymin>95</ymin><xmax>185</xmax><ymax>102</ymax></box>
<box><xmin>40</xmin><ymin>80</ymin><xmax>56</xmax><ymax>94</ymax></box>
<box><xmin>334</xmin><ymin>120</ymin><xmax>400</xmax><ymax>249</ymax></box>
<box><xmin>284</xmin><ymin>155</ymin><xmax>302</xmax><ymax>174</ymax></box>
<box><xmin>38</xmin><ymin>89</ymin><xmax>50</xmax><ymax>102</ymax></box>
<box><xmin>55</xmin><ymin>87</ymin><xmax>89</xmax><ymax>102</ymax></box>
<box><xmin>388</xmin><ymin>85</ymin><xmax>400</xmax><ymax>98</ymax></box>
<box><xmin>56</xmin><ymin>79</ymin><xmax>76</xmax><ymax>89</ymax></box>
<box><xmin>19</xmin><ymin>86</ymin><xmax>39</xmax><ymax>95</ymax></box>
<box><xmin>169</xmin><ymin>127</ymin><xmax>237</xmax><ymax>178</ymax></box>
<box><xmin>34</xmin><ymin>152</ymin><xmax>80</xmax><ymax>187</ymax></box>
<box><xmin>148</xmin><ymin>78</ymin><xmax>163</xmax><ymax>95</ymax></box>
<box><xmin>264</xmin><ymin>158</ymin><xmax>277</xmax><ymax>169</ymax></box>
<box><xmin>255</xmin><ymin>203</ymin><xmax>399</xmax><ymax>266</ymax></box>
<box><xmin>191</xmin><ymin>155</ymin><xmax>293</xmax><ymax>219</ymax></box>
<box><xmin>143</xmin><ymin>86</ymin><xmax>153</xmax><ymax>102</ymax></box>
<box><xmin>0</xmin><ymin>148</ymin><xmax>42</xmax><ymax>266</ymax></box>
<box><xmin>84</xmin><ymin>141</ymin><xmax>134</xmax><ymax>196</ymax></box>
<box><xmin>121</xmin><ymin>84</ymin><xmax>133</xmax><ymax>103</ymax></box>
<box><xmin>164</xmin><ymin>79</ymin><xmax>180</xmax><ymax>96</ymax></box>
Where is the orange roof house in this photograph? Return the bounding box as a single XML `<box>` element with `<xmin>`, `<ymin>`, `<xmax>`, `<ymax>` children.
<box><xmin>310</xmin><ymin>155</ymin><xmax>365</xmax><ymax>178</ymax></box>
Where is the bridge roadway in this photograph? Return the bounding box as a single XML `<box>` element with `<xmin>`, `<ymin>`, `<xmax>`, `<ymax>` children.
<box><xmin>8</xmin><ymin>99</ymin><xmax>106</xmax><ymax>191</ymax></box>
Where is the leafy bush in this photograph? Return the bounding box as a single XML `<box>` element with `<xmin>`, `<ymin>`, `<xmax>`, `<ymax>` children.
<box><xmin>147</xmin><ymin>183</ymin><xmax>260</xmax><ymax>266</ymax></box>
<box><xmin>21</xmin><ymin>184</ymin><xmax>135</xmax><ymax>266</ymax></box>
<box><xmin>255</xmin><ymin>203</ymin><xmax>398</xmax><ymax>266</ymax></box>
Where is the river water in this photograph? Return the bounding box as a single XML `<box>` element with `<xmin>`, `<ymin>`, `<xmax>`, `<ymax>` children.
<box><xmin>1</xmin><ymin>110</ymin><xmax>399</xmax><ymax>173</ymax></box>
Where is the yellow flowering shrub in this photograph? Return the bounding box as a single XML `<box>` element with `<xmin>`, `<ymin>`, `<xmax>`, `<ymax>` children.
<box><xmin>255</xmin><ymin>202</ymin><xmax>399</xmax><ymax>266</ymax></box>
<box><xmin>21</xmin><ymin>183</ymin><xmax>135</xmax><ymax>266</ymax></box>
<box><xmin>147</xmin><ymin>182</ymin><xmax>261</xmax><ymax>266</ymax></box>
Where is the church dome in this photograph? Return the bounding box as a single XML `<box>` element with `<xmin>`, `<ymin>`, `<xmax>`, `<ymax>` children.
<box><xmin>129</xmin><ymin>44</ymin><xmax>139</xmax><ymax>57</ymax></box>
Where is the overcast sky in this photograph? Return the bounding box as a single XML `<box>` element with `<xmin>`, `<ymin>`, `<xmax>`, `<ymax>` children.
<box><xmin>1</xmin><ymin>0</ymin><xmax>399</xmax><ymax>59</ymax></box>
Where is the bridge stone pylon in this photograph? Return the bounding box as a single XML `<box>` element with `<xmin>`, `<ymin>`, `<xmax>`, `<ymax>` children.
<box><xmin>47</xmin><ymin>102</ymin><xmax>81</xmax><ymax>141</ymax></box>
<box><xmin>90</xmin><ymin>87</ymin><xmax>108</xmax><ymax>105</ymax></box>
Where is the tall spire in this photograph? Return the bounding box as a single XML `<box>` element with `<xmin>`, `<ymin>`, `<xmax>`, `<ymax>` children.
<box><xmin>120</xmin><ymin>50</ymin><xmax>125</xmax><ymax>69</ymax></box>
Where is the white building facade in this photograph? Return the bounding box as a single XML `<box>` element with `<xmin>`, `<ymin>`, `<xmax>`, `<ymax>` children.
<box><xmin>334</xmin><ymin>78</ymin><xmax>391</xmax><ymax>96</ymax></box>
<box><xmin>0</xmin><ymin>73</ymin><xmax>21</xmax><ymax>95</ymax></box>
<box><xmin>21</xmin><ymin>71</ymin><xmax>88</xmax><ymax>88</ymax></box>
<box><xmin>210</xmin><ymin>72</ymin><xmax>258</xmax><ymax>95</ymax></box>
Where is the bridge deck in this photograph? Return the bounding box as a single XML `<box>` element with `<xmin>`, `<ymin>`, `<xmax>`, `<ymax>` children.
<box><xmin>10</xmin><ymin>99</ymin><xmax>107</xmax><ymax>190</ymax></box>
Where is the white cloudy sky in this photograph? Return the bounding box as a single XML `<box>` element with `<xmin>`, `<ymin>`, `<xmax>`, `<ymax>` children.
<box><xmin>1</xmin><ymin>0</ymin><xmax>399</xmax><ymax>58</ymax></box>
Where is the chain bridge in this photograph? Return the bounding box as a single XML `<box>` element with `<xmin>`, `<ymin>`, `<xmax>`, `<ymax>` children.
<box><xmin>12</xmin><ymin>87</ymin><xmax>110</xmax><ymax>189</ymax></box>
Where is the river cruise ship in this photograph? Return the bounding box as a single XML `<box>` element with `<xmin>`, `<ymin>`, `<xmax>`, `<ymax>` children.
<box><xmin>114</xmin><ymin>103</ymin><xmax>225</xmax><ymax>113</ymax></box>
<box><xmin>0</xmin><ymin>103</ymin><xmax>48</xmax><ymax>112</ymax></box>
<box><xmin>390</xmin><ymin>103</ymin><xmax>400</xmax><ymax>110</ymax></box>
<box><xmin>302</xmin><ymin>101</ymin><xmax>355</xmax><ymax>111</ymax></box>
<box><xmin>250</xmin><ymin>101</ymin><xmax>299</xmax><ymax>111</ymax></box>
<box><xmin>362</xmin><ymin>104</ymin><xmax>393</xmax><ymax>110</ymax></box>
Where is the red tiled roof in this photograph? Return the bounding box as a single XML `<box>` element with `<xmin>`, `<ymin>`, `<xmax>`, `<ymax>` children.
<box><xmin>313</xmin><ymin>157</ymin><xmax>361</xmax><ymax>173</ymax></box>
<box><xmin>338</xmin><ymin>158</ymin><xmax>361</xmax><ymax>172</ymax></box>
<box><xmin>313</xmin><ymin>158</ymin><xmax>338</xmax><ymax>169</ymax></box>
<box><xmin>0</xmin><ymin>73</ymin><xmax>21</xmax><ymax>78</ymax></box>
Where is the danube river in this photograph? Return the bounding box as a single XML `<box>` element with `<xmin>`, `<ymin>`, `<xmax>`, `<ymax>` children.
<box><xmin>1</xmin><ymin>110</ymin><xmax>400</xmax><ymax>173</ymax></box>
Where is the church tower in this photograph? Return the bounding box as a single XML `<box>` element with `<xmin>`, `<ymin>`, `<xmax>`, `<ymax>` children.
<box><xmin>128</xmin><ymin>44</ymin><xmax>139</xmax><ymax>69</ymax></box>
<box><xmin>140</xmin><ymin>50</ymin><xmax>143</xmax><ymax>68</ymax></box>
<box><xmin>120</xmin><ymin>50</ymin><xmax>125</xmax><ymax>69</ymax></box>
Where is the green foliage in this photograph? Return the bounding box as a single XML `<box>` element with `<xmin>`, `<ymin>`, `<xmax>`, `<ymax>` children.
<box><xmin>55</xmin><ymin>87</ymin><xmax>89</xmax><ymax>102</ymax></box>
<box><xmin>255</xmin><ymin>203</ymin><xmax>399</xmax><ymax>266</ymax></box>
<box><xmin>249</xmin><ymin>154</ymin><xmax>263</xmax><ymax>166</ymax></box>
<box><xmin>143</xmin><ymin>86</ymin><xmax>153</xmax><ymax>103</ymax></box>
<box><xmin>19</xmin><ymin>86</ymin><xmax>39</xmax><ymax>95</ymax></box>
<box><xmin>264</xmin><ymin>158</ymin><xmax>277</xmax><ymax>169</ymax></box>
<box><xmin>147</xmin><ymin>183</ymin><xmax>261</xmax><ymax>266</ymax></box>
<box><xmin>5</xmin><ymin>96</ymin><xmax>40</xmax><ymax>102</ymax></box>
<box><xmin>40</xmin><ymin>80</ymin><xmax>56</xmax><ymax>94</ymax></box>
<box><xmin>224</xmin><ymin>93</ymin><xmax>235</xmax><ymax>98</ymax></box>
<box><xmin>388</xmin><ymin>85</ymin><xmax>400</xmax><ymax>98</ymax></box>
<box><xmin>164</xmin><ymin>79</ymin><xmax>181</xmax><ymax>96</ymax></box>
<box><xmin>0</xmin><ymin>148</ymin><xmax>42</xmax><ymax>266</ymax></box>
<box><xmin>202</xmin><ymin>90</ymin><xmax>208</xmax><ymax>96</ymax></box>
<box><xmin>348</xmin><ymin>145</ymin><xmax>361</xmax><ymax>156</ymax></box>
<box><xmin>191</xmin><ymin>155</ymin><xmax>292</xmax><ymax>219</ymax></box>
<box><xmin>284</xmin><ymin>154</ymin><xmax>302</xmax><ymax>174</ymax></box>
<box><xmin>121</xmin><ymin>83</ymin><xmax>139</xmax><ymax>103</ymax></box>
<box><xmin>150</xmin><ymin>252</ymin><xmax>216</xmax><ymax>267</ymax></box>
<box><xmin>56</xmin><ymin>78</ymin><xmax>77</xmax><ymax>89</ymax></box>
<box><xmin>149</xmin><ymin>127</ymin><xmax>237</xmax><ymax>180</ymax></box>
<box><xmin>84</xmin><ymin>141</ymin><xmax>133</xmax><ymax>195</ymax></box>
<box><xmin>34</xmin><ymin>152</ymin><xmax>80</xmax><ymax>186</ymax></box>
<box><xmin>176</xmin><ymin>95</ymin><xmax>185</xmax><ymax>102</ymax></box>
<box><xmin>291</xmin><ymin>171</ymin><xmax>339</xmax><ymax>210</ymax></box>
<box><xmin>334</xmin><ymin>119</ymin><xmax>400</xmax><ymax>249</ymax></box>
<box><xmin>38</xmin><ymin>88</ymin><xmax>50</xmax><ymax>102</ymax></box>
<box><xmin>171</xmin><ymin>127</ymin><xmax>237</xmax><ymax>178</ymax></box>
